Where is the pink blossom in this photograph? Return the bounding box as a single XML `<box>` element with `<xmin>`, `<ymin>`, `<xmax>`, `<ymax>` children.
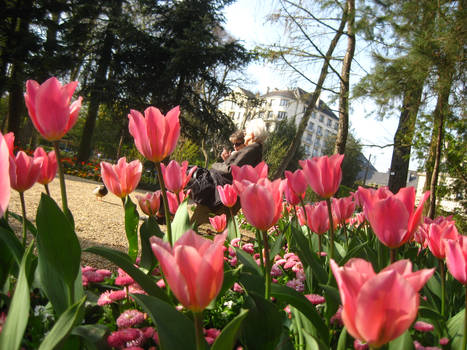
<box><xmin>305</xmin><ymin>294</ymin><xmax>326</xmax><ymax>305</ymax></box>
<box><xmin>242</xmin><ymin>243</ymin><xmax>255</xmax><ymax>254</ymax></box>
<box><xmin>107</xmin><ymin>328</ymin><xmax>144</xmax><ymax>348</ymax></box>
<box><xmin>270</xmin><ymin>264</ymin><xmax>283</xmax><ymax>277</ymax></box>
<box><xmin>204</xmin><ymin>328</ymin><xmax>221</xmax><ymax>345</ymax></box>
<box><xmin>98</xmin><ymin>291</ymin><xmax>114</xmax><ymax>306</ymax></box>
<box><xmin>233</xmin><ymin>283</ymin><xmax>244</xmax><ymax>293</ymax></box>
<box><xmin>286</xmin><ymin>278</ymin><xmax>305</xmax><ymax>292</ymax></box>
<box><xmin>109</xmin><ymin>290</ymin><xmax>127</xmax><ymax>302</ymax></box>
<box><xmin>354</xmin><ymin>339</ymin><xmax>369</xmax><ymax>350</ymax></box>
<box><xmin>115</xmin><ymin>268</ymin><xmax>135</xmax><ymax>286</ymax></box>
<box><xmin>413</xmin><ymin>321</ymin><xmax>434</xmax><ymax>332</ymax></box>
<box><xmin>116</xmin><ymin>309</ymin><xmax>146</xmax><ymax>328</ymax></box>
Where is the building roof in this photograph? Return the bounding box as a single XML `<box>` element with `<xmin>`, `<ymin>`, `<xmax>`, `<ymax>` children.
<box><xmin>236</xmin><ymin>87</ymin><xmax>256</xmax><ymax>99</ymax></box>
<box><xmin>261</xmin><ymin>88</ymin><xmax>338</xmax><ymax>120</ymax></box>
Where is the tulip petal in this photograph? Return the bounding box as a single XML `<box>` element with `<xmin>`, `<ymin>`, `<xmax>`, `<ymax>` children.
<box><xmin>0</xmin><ymin>133</ymin><xmax>10</xmax><ymax>216</ymax></box>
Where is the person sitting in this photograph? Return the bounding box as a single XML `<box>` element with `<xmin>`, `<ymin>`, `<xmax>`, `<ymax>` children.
<box><xmin>221</xmin><ymin>130</ymin><xmax>246</xmax><ymax>161</ymax></box>
<box><xmin>189</xmin><ymin>119</ymin><xmax>267</xmax><ymax>224</ymax></box>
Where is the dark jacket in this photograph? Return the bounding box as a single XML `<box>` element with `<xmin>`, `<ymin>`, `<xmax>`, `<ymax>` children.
<box><xmin>189</xmin><ymin>142</ymin><xmax>263</xmax><ymax>210</ymax></box>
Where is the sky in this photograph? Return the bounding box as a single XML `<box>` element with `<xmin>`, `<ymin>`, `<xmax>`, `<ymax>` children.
<box><xmin>222</xmin><ymin>0</ymin><xmax>404</xmax><ymax>173</ymax></box>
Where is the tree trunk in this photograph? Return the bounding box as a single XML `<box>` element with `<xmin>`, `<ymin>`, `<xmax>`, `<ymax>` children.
<box><xmin>77</xmin><ymin>0</ymin><xmax>122</xmax><ymax>162</ymax></box>
<box><xmin>334</xmin><ymin>0</ymin><xmax>355</xmax><ymax>156</ymax></box>
<box><xmin>388</xmin><ymin>84</ymin><xmax>424</xmax><ymax>193</ymax></box>
<box><xmin>272</xmin><ymin>5</ymin><xmax>348</xmax><ymax>179</ymax></box>
<box><xmin>427</xmin><ymin>67</ymin><xmax>454</xmax><ymax>219</ymax></box>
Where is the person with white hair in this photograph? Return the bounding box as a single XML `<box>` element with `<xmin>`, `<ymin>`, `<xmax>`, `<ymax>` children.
<box><xmin>188</xmin><ymin>119</ymin><xmax>268</xmax><ymax>223</ymax></box>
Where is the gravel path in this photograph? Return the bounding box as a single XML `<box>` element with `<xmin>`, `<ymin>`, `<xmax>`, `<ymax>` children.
<box><xmin>7</xmin><ymin>176</ymin><xmax>149</xmax><ymax>270</ymax></box>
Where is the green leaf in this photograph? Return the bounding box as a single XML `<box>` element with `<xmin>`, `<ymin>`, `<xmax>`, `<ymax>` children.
<box><xmin>211</xmin><ymin>309</ymin><xmax>249</xmax><ymax>350</ymax></box>
<box><xmin>290</xmin><ymin>226</ymin><xmax>328</xmax><ymax>284</ymax></box>
<box><xmin>240</xmin><ymin>292</ymin><xmax>284</xmax><ymax>350</ymax></box>
<box><xmin>236</xmin><ymin>247</ymin><xmax>263</xmax><ymax>276</ymax></box>
<box><xmin>132</xmin><ymin>294</ymin><xmax>197</xmax><ymax>350</ymax></box>
<box><xmin>7</xmin><ymin>211</ymin><xmax>38</xmax><ymax>236</ymax></box>
<box><xmin>0</xmin><ymin>243</ymin><xmax>34</xmax><ymax>350</ymax></box>
<box><xmin>388</xmin><ymin>330</ymin><xmax>413</xmax><ymax>349</ymax></box>
<box><xmin>36</xmin><ymin>194</ymin><xmax>81</xmax><ymax>315</ymax></box>
<box><xmin>301</xmin><ymin>330</ymin><xmax>320</xmax><ymax>350</ymax></box>
<box><xmin>218</xmin><ymin>265</ymin><xmax>241</xmax><ymax>298</ymax></box>
<box><xmin>336</xmin><ymin>327</ymin><xmax>347</xmax><ymax>350</ymax></box>
<box><xmin>139</xmin><ymin>216</ymin><xmax>161</xmax><ymax>271</ymax></box>
<box><xmin>238</xmin><ymin>272</ymin><xmax>265</xmax><ymax>296</ymax></box>
<box><xmin>39</xmin><ymin>296</ymin><xmax>86</xmax><ymax>350</ymax></box>
<box><xmin>321</xmin><ymin>284</ymin><xmax>340</xmax><ymax>323</ymax></box>
<box><xmin>71</xmin><ymin>324</ymin><xmax>110</xmax><ymax>350</ymax></box>
<box><xmin>447</xmin><ymin>308</ymin><xmax>465</xmax><ymax>350</ymax></box>
<box><xmin>171</xmin><ymin>199</ymin><xmax>193</xmax><ymax>243</ymax></box>
<box><xmin>0</xmin><ymin>225</ymin><xmax>23</xmax><ymax>266</ymax></box>
<box><xmin>339</xmin><ymin>241</ymin><xmax>368</xmax><ymax>265</ymax></box>
<box><xmin>271</xmin><ymin>284</ymin><xmax>329</xmax><ymax>345</ymax></box>
<box><xmin>227</xmin><ymin>215</ymin><xmax>239</xmax><ymax>241</ymax></box>
<box><xmin>85</xmin><ymin>246</ymin><xmax>168</xmax><ymax>302</ymax></box>
<box><xmin>270</xmin><ymin>233</ymin><xmax>285</xmax><ymax>261</ymax></box>
<box><xmin>124</xmin><ymin>196</ymin><xmax>139</xmax><ymax>261</ymax></box>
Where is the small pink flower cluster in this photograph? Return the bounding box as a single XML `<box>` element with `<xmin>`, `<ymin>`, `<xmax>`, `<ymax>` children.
<box><xmin>107</xmin><ymin>326</ymin><xmax>157</xmax><ymax>349</ymax></box>
<box><xmin>81</xmin><ymin>266</ymin><xmax>111</xmax><ymax>287</ymax></box>
<box><xmin>204</xmin><ymin>328</ymin><xmax>221</xmax><ymax>345</ymax></box>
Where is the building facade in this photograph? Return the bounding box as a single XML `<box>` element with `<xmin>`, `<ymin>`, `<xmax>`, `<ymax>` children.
<box><xmin>219</xmin><ymin>87</ymin><xmax>339</xmax><ymax>157</ymax></box>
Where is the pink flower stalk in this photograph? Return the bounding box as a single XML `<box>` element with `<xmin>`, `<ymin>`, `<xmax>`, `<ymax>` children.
<box><xmin>136</xmin><ymin>191</ymin><xmax>161</xmax><ymax>216</ymax></box>
<box><xmin>0</xmin><ymin>132</ymin><xmax>10</xmax><ymax>217</ymax></box>
<box><xmin>116</xmin><ymin>309</ymin><xmax>146</xmax><ymax>328</ymax></box>
<box><xmin>331</xmin><ymin>258</ymin><xmax>434</xmax><ymax>348</ymax></box>
<box><xmin>445</xmin><ymin>236</ymin><xmax>467</xmax><ymax>285</ymax></box>
<box><xmin>297</xmin><ymin>201</ymin><xmax>330</xmax><ymax>234</ymax></box>
<box><xmin>9</xmin><ymin>151</ymin><xmax>43</xmax><ymax>192</ymax></box>
<box><xmin>305</xmin><ymin>294</ymin><xmax>326</xmax><ymax>305</ymax></box>
<box><xmin>115</xmin><ymin>268</ymin><xmax>135</xmax><ymax>286</ymax></box>
<box><xmin>234</xmin><ymin>178</ymin><xmax>283</xmax><ymax>231</ymax></box>
<box><xmin>231</xmin><ymin>161</ymin><xmax>268</xmax><ymax>192</ymax></box>
<box><xmin>128</xmin><ymin>106</ymin><xmax>180</xmax><ymax>163</ymax></box>
<box><xmin>299</xmin><ymin>154</ymin><xmax>344</xmax><ymax>198</ymax></box>
<box><xmin>209</xmin><ymin>214</ymin><xmax>227</xmax><ymax>233</ymax></box>
<box><xmin>359</xmin><ymin>186</ymin><xmax>431</xmax><ymax>249</ymax></box>
<box><xmin>101</xmin><ymin>157</ymin><xmax>142</xmax><ymax>198</ymax></box>
<box><xmin>107</xmin><ymin>328</ymin><xmax>144</xmax><ymax>348</ymax></box>
<box><xmin>217</xmin><ymin>184</ymin><xmax>238</xmax><ymax>208</ymax></box>
<box><xmin>332</xmin><ymin>196</ymin><xmax>356</xmax><ymax>225</ymax></box>
<box><xmin>413</xmin><ymin>321</ymin><xmax>434</xmax><ymax>332</ymax></box>
<box><xmin>24</xmin><ymin>77</ymin><xmax>82</xmax><ymax>141</ymax></box>
<box><xmin>33</xmin><ymin>147</ymin><xmax>57</xmax><ymax>185</ymax></box>
<box><xmin>160</xmin><ymin>160</ymin><xmax>196</xmax><ymax>194</ymax></box>
<box><xmin>150</xmin><ymin>230</ymin><xmax>227</xmax><ymax>312</ymax></box>
<box><xmin>426</xmin><ymin>220</ymin><xmax>459</xmax><ymax>259</ymax></box>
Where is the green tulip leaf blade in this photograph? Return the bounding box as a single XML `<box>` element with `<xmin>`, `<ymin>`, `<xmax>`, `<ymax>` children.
<box><xmin>211</xmin><ymin>309</ymin><xmax>249</xmax><ymax>350</ymax></box>
<box><xmin>124</xmin><ymin>196</ymin><xmax>139</xmax><ymax>261</ymax></box>
<box><xmin>171</xmin><ymin>198</ymin><xmax>193</xmax><ymax>243</ymax></box>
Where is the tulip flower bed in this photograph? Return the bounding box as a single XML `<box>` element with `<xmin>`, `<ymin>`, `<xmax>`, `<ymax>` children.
<box><xmin>0</xmin><ymin>77</ymin><xmax>466</xmax><ymax>350</ymax></box>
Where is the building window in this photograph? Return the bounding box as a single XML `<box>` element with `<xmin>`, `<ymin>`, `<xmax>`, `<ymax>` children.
<box><xmin>268</xmin><ymin>99</ymin><xmax>274</xmax><ymax>106</ymax></box>
<box><xmin>237</xmin><ymin>112</ymin><xmax>242</xmax><ymax>120</ymax></box>
<box><xmin>319</xmin><ymin>114</ymin><xmax>324</xmax><ymax>122</ymax></box>
<box><xmin>259</xmin><ymin>112</ymin><xmax>264</xmax><ymax>118</ymax></box>
<box><xmin>280</xmin><ymin>99</ymin><xmax>289</xmax><ymax>107</ymax></box>
<box><xmin>334</xmin><ymin>122</ymin><xmax>338</xmax><ymax>130</ymax></box>
<box><xmin>317</xmin><ymin>126</ymin><xmax>323</xmax><ymax>136</ymax></box>
<box><xmin>311</xmin><ymin>112</ymin><xmax>316</xmax><ymax>119</ymax></box>
<box><xmin>277</xmin><ymin>111</ymin><xmax>287</xmax><ymax>120</ymax></box>
<box><xmin>327</xmin><ymin>118</ymin><xmax>332</xmax><ymax>127</ymax></box>
<box><xmin>267</xmin><ymin>111</ymin><xmax>273</xmax><ymax>119</ymax></box>
<box><xmin>229</xmin><ymin>112</ymin><xmax>234</xmax><ymax>118</ymax></box>
<box><xmin>307</xmin><ymin>122</ymin><xmax>314</xmax><ymax>131</ymax></box>
<box><xmin>303</xmin><ymin>105</ymin><xmax>307</xmax><ymax>113</ymax></box>
<box><xmin>305</xmin><ymin>133</ymin><xmax>313</xmax><ymax>143</ymax></box>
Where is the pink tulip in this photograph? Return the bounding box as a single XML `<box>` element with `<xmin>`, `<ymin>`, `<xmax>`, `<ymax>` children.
<box><xmin>445</xmin><ymin>236</ymin><xmax>467</xmax><ymax>285</ymax></box>
<box><xmin>281</xmin><ymin>178</ymin><xmax>304</xmax><ymax>206</ymax></box>
<box><xmin>356</xmin><ymin>186</ymin><xmax>392</xmax><ymax>220</ymax></box>
<box><xmin>165</xmin><ymin>190</ymin><xmax>186</xmax><ymax>214</ymax></box>
<box><xmin>9</xmin><ymin>151</ymin><xmax>43</xmax><ymax>193</ymax></box>
<box><xmin>217</xmin><ymin>184</ymin><xmax>238</xmax><ymax>208</ymax></box>
<box><xmin>426</xmin><ymin>220</ymin><xmax>459</xmax><ymax>259</ymax></box>
<box><xmin>136</xmin><ymin>191</ymin><xmax>161</xmax><ymax>216</ymax></box>
<box><xmin>209</xmin><ymin>214</ymin><xmax>227</xmax><ymax>233</ymax></box>
<box><xmin>24</xmin><ymin>77</ymin><xmax>82</xmax><ymax>141</ymax></box>
<box><xmin>297</xmin><ymin>201</ymin><xmax>330</xmax><ymax>234</ymax></box>
<box><xmin>332</xmin><ymin>196</ymin><xmax>356</xmax><ymax>225</ymax></box>
<box><xmin>235</xmin><ymin>178</ymin><xmax>283</xmax><ymax>231</ymax></box>
<box><xmin>284</xmin><ymin>169</ymin><xmax>308</xmax><ymax>197</ymax></box>
<box><xmin>299</xmin><ymin>154</ymin><xmax>344</xmax><ymax>198</ymax></box>
<box><xmin>331</xmin><ymin>258</ymin><xmax>434</xmax><ymax>348</ymax></box>
<box><xmin>160</xmin><ymin>160</ymin><xmax>196</xmax><ymax>194</ymax></box>
<box><xmin>359</xmin><ymin>186</ymin><xmax>431</xmax><ymax>248</ymax></box>
<box><xmin>100</xmin><ymin>157</ymin><xmax>142</xmax><ymax>198</ymax></box>
<box><xmin>128</xmin><ymin>106</ymin><xmax>180</xmax><ymax>163</ymax></box>
<box><xmin>150</xmin><ymin>230</ymin><xmax>227</xmax><ymax>311</ymax></box>
<box><xmin>33</xmin><ymin>147</ymin><xmax>58</xmax><ymax>185</ymax></box>
<box><xmin>231</xmin><ymin>161</ymin><xmax>268</xmax><ymax>193</ymax></box>
<box><xmin>0</xmin><ymin>132</ymin><xmax>10</xmax><ymax>216</ymax></box>
<box><xmin>3</xmin><ymin>132</ymin><xmax>14</xmax><ymax>156</ymax></box>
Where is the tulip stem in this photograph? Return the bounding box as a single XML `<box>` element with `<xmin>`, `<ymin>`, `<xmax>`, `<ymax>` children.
<box><xmin>325</xmin><ymin>198</ymin><xmax>334</xmax><ymax>262</ymax></box>
<box><xmin>229</xmin><ymin>207</ymin><xmax>239</xmax><ymax>241</ymax></box>
<box><xmin>255</xmin><ymin>229</ymin><xmax>264</xmax><ymax>274</ymax></box>
<box><xmin>44</xmin><ymin>184</ymin><xmax>50</xmax><ymax>196</ymax></box>
<box><xmin>463</xmin><ymin>286</ymin><xmax>467</xmax><ymax>350</ymax></box>
<box><xmin>155</xmin><ymin>162</ymin><xmax>172</xmax><ymax>245</ymax></box>
<box><xmin>261</xmin><ymin>230</ymin><xmax>271</xmax><ymax>300</ymax></box>
<box><xmin>439</xmin><ymin>259</ymin><xmax>445</xmax><ymax>318</ymax></box>
<box><xmin>53</xmin><ymin>142</ymin><xmax>69</xmax><ymax>214</ymax></box>
<box><xmin>318</xmin><ymin>235</ymin><xmax>322</xmax><ymax>257</ymax></box>
<box><xmin>390</xmin><ymin>248</ymin><xmax>396</xmax><ymax>264</ymax></box>
<box><xmin>19</xmin><ymin>192</ymin><xmax>27</xmax><ymax>246</ymax></box>
<box><xmin>193</xmin><ymin>311</ymin><xmax>205</xmax><ymax>350</ymax></box>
